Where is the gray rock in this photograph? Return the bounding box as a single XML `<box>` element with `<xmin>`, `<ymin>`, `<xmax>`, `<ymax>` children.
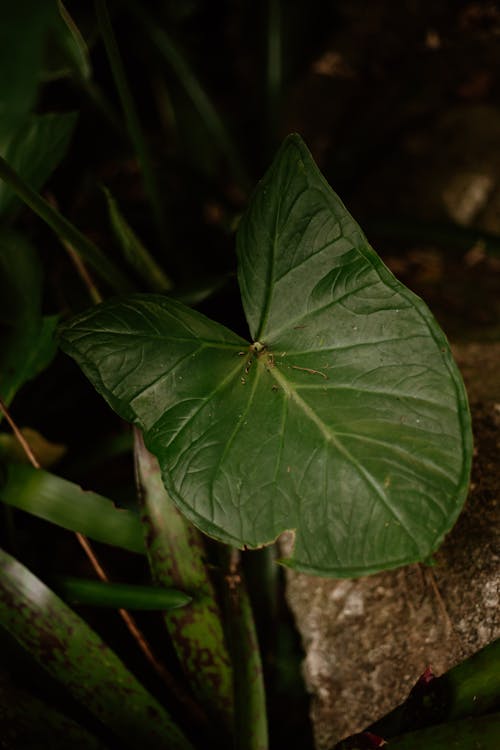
<box><xmin>285</xmin><ymin>343</ymin><xmax>500</xmax><ymax>748</ymax></box>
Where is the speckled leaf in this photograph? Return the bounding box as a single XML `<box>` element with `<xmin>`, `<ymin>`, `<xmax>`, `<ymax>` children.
<box><xmin>0</xmin><ymin>668</ymin><xmax>108</xmax><ymax>750</ymax></box>
<box><xmin>134</xmin><ymin>432</ymin><xmax>234</xmax><ymax>729</ymax></box>
<box><xmin>59</xmin><ymin>134</ymin><xmax>472</xmax><ymax>577</ymax></box>
<box><xmin>0</xmin><ymin>547</ymin><xmax>193</xmax><ymax>750</ymax></box>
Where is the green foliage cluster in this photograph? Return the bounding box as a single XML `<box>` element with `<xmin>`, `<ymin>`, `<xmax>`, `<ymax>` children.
<box><xmin>0</xmin><ymin>3</ymin><xmax>497</xmax><ymax>749</ymax></box>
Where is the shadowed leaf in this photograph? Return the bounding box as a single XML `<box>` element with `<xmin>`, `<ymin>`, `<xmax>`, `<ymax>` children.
<box><xmin>0</xmin><ymin>547</ymin><xmax>194</xmax><ymax>749</ymax></box>
<box><xmin>134</xmin><ymin>431</ymin><xmax>234</xmax><ymax>729</ymax></box>
<box><xmin>58</xmin><ymin>577</ymin><xmax>191</xmax><ymax>610</ymax></box>
<box><xmin>0</xmin><ymin>112</ymin><xmax>77</xmax><ymax>218</ymax></box>
<box><xmin>0</xmin><ymin>233</ymin><xmax>58</xmax><ymax>410</ymax></box>
<box><xmin>0</xmin><ymin>464</ymin><xmax>145</xmax><ymax>554</ymax></box>
<box><xmin>0</xmin><ymin>668</ymin><xmax>108</xmax><ymax>750</ymax></box>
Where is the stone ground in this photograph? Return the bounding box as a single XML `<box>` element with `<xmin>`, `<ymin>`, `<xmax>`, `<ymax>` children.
<box><xmin>285</xmin><ymin>342</ymin><xmax>500</xmax><ymax>748</ymax></box>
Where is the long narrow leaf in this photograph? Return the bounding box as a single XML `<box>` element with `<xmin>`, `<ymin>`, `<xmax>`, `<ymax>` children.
<box><xmin>58</xmin><ymin>577</ymin><xmax>191</xmax><ymax>610</ymax></box>
<box><xmin>387</xmin><ymin>713</ymin><xmax>500</xmax><ymax>750</ymax></box>
<box><xmin>0</xmin><ymin>464</ymin><xmax>145</xmax><ymax>554</ymax></box>
<box><xmin>0</xmin><ymin>667</ymin><xmax>108</xmax><ymax>750</ymax></box>
<box><xmin>103</xmin><ymin>186</ymin><xmax>173</xmax><ymax>291</ymax></box>
<box><xmin>134</xmin><ymin>430</ymin><xmax>234</xmax><ymax>730</ymax></box>
<box><xmin>0</xmin><ymin>547</ymin><xmax>194</xmax><ymax>750</ymax></box>
<box><xmin>369</xmin><ymin>638</ymin><xmax>500</xmax><ymax>738</ymax></box>
<box><xmin>0</xmin><ymin>154</ymin><xmax>132</xmax><ymax>292</ymax></box>
<box><xmin>95</xmin><ymin>0</ymin><xmax>167</xmax><ymax>242</ymax></box>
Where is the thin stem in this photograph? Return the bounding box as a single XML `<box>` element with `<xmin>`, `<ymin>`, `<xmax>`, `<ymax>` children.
<box><xmin>0</xmin><ymin>155</ymin><xmax>131</xmax><ymax>292</ymax></box>
<box><xmin>47</xmin><ymin>194</ymin><xmax>103</xmax><ymax>304</ymax></box>
<box><xmin>75</xmin><ymin>531</ymin><xmax>197</xmax><ymax>711</ymax></box>
<box><xmin>63</xmin><ymin>242</ymin><xmax>103</xmax><ymax>304</ymax></box>
<box><xmin>95</xmin><ymin>0</ymin><xmax>168</xmax><ymax>243</ymax></box>
<box><xmin>0</xmin><ymin>399</ymin><xmax>40</xmax><ymax>469</ymax></box>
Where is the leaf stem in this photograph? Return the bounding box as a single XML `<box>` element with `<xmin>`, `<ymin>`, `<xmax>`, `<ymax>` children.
<box><xmin>0</xmin><ymin>399</ymin><xmax>40</xmax><ymax>469</ymax></box>
<box><xmin>95</xmin><ymin>0</ymin><xmax>168</xmax><ymax>244</ymax></box>
<box><xmin>0</xmin><ymin>155</ymin><xmax>131</xmax><ymax>292</ymax></box>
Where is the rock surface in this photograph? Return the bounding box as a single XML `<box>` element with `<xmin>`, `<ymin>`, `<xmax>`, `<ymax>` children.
<box><xmin>284</xmin><ymin>342</ymin><xmax>500</xmax><ymax>748</ymax></box>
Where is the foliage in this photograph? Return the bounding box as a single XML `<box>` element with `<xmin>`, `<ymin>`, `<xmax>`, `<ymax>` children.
<box><xmin>0</xmin><ymin>3</ymin><xmax>496</xmax><ymax>749</ymax></box>
<box><xmin>60</xmin><ymin>134</ymin><xmax>472</xmax><ymax>577</ymax></box>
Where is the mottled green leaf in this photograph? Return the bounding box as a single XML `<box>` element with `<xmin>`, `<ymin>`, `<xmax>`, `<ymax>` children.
<box><xmin>0</xmin><ymin>233</ymin><xmax>58</xmax><ymax>409</ymax></box>
<box><xmin>0</xmin><ymin>548</ymin><xmax>194</xmax><ymax>749</ymax></box>
<box><xmin>58</xmin><ymin>577</ymin><xmax>191</xmax><ymax>610</ymax></box>
<box><xmin>59</xmin><ymin>134</ymin><xmax>472</xmax><ymax>577</ymax></box>
<box><xmin>0</xmin><ymin>668</ymin><xmax>108</xmax><ymax>750</ymax></box>
<box><xmin>0</xmin><ymin>464</ymin><xmax>145</xmax><ymax>554</ymax></box>
<box><xmin>0</xmin><ymin>112</ymin><xmax>77</xmax><ymax>217</ymax></box>
<box><xmin>135</xmin><ymin>432</ymin><xmax>234</xmax><ymax>728</ymax></box>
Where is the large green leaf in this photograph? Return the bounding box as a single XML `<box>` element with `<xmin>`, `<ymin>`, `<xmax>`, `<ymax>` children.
<box><xmin>59</xmin><ymin>134</ymin><xmax>472</xmax><ymax>576</ymax></box>
<box><xmin>0</xmin><ymin>547</ymin><xmax>194</xmax><ymax>749</ymax></box>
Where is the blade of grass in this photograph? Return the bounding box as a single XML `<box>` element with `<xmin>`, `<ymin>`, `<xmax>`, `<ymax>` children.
<box><xmin>0</xmin><ymin>547</ymin><xmax>194</xmax><ymax>750</ymax></box>
<box><xmin>0</xmin><ymin>154</ymin><xmax>131</xmax><ymax>292</ymax></box>
<box><xmin>58</xmin><ymin>577</ymin><xmax>191</xmax><ymax>609</ymax></box>
<box><xmin>0</xmin><ymin>463</ymin><xmax>145</xmax><ymax>554</ymax></box>
<box><xmin>224</xmin><ymin>549</ymin><xmax>268</xmax><ymax>750</ymax></box>
<box><xmin>103</xmin><ymin>186</ymin><xmax>173</xmax><ymax>291</ymax></box>
<box><xmin>127</xmin><ymin>2</ymin><xmax>249</xmax><ymax>189</ymax></box>
<box><xmin>95</xmin><ymin>0</ymin><xmax>168</xmax><ymax>244</ymax></box>
<box><xmin>57</xmin><ymin>0</ymin><xmax>92</xmax><ymax>81</ymax></box>
<box><xmin>134</xmin><ymin>429</ymin><xmax>234</xmax><ymax>732</ymax></box>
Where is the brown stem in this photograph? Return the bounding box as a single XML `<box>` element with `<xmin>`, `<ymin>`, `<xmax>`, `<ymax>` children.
<box><xmin>75</xmin><ymin>533</ymin><xmax>207</xmax><ymax>728</ymax></box>
<box><xmin>0</xmin><ymin>400</ymin><xmax>40</xmax><ymax>469</ymax></box>
<box><xmin>46</xmin><ymin>193</ymin><xmax>103</xmax><ymax>304</ymax></box>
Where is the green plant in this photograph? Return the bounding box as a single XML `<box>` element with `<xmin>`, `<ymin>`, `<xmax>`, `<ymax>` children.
<box><xmin>59</xmin><ymin>134</ymin><xmax>472</xmax><ymax>577</ymax></box>
<box><xmin>0</xmin><ymin>4</ymin><xmax>498</xmax><ymax>749</ymax></box>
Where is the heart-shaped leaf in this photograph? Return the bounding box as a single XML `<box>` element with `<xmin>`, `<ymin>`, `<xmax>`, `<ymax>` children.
<box><xmin>60</xmin><ymin>134</ymin><xmax>472</xmax><ymax>577</ymax></box>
